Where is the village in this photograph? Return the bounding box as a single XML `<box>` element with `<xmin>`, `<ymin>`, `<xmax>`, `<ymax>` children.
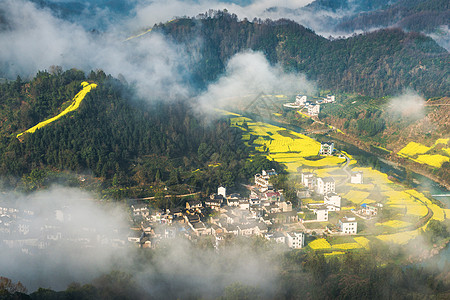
<box><xmin>283</xmin><ymin>94</ymin><xmax>335</xmax><ymax>117</ymax></box>
<box><xmin>0</xmin><ymin>140</ymin><xmax>383</xmax><ymax>254</ymax></box>
<box><xmin>127</xmin><ymin>141</ymin><xmax>382</xmax><ymax>250</ymax></box>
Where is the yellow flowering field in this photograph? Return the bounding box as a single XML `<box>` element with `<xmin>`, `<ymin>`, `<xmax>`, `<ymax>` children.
<box><xmin>354</xmin><ymin>237</ymin><xmax>370</xmax><ymax>249</ymax></box>
<box><xmin>398</xmin><ymin>142</ymin><xmax>430</xmax><ymax>157</ymax></box>
<box><xmin>332</xmin><ymin>243</ymin><xmax>362</xmax><ymax>250</ymax></box>
<box><xmin>413</xmin><ymin>154</ymin><xmax>449</xmax><ymax>168</ymax></box>
<box><xmin>344</xmin><ymin>190</ymin><xmax>370</xmax><ymax>204</ymax></box>
<box><xmin>434</xmin><ymin>138</ymin><xmax>449</xmax><ymax>146</ymax></box>
<box><xmin>376</xmin><ymin>220</ymin><xmax>411</xmax><ymax>228</ymax></box>
<box><xmin>430</xmin><ymin>204</ymin><xmax>445</xmax><ymax>221</ymax></box>
<box><xmin>309</xmin><ymin>238</ymin><xmax>331</xmax><ymax>250</ymax></box>
<box><xmin>352</xmin><ymin>167</ymin><xmax>392</xmax><ymax>187</ymax></box>
<box><xmin>406</xmin><ymin>204</ymin><xmax>429</xmax><ymax>217</ymax></box>
<box><xmin>17</xmin><ymin>82</ymin><xmax>97</xmax><ymax>138</ymax></box>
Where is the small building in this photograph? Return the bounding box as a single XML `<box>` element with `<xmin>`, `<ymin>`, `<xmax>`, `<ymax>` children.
<box><xmin>315</xmin><ymin>208</ymin><xmax>328</xmax><ymax>222</ymax></box>
<box><xmin>316</xmin><ymin>177</ymin><xmax>335</xmax><ymax>195</ymax></box>
<box><xmin>324</xmin><ymin>193</ymin><xmax>341</xmax><ymax>211</ymax></box>
<box><xmin>186</xmin><ymin>200</ymin><xmax>202</xmax><ymax>210</ymax></box>
<box><xmin>286</xmin><ymin>231</ymin><xmax>305</xmax><ymax>249</ymax></box>
<box><xmin>339</xmin><ymin>216</ymin><xmax>357</xmax><ymax>234</ymax></box>
<box><xmin>239</xmin><ymin>199</ymin><xmax>250</xmax><ymax>210</ymax></box>
<box><xmin>319</xmin><ymin>142</ymin><xmax>334</xmax><ymax>156</ymax></box>
<box><xmin>351</xmin><ymin>171</ymin><xmax>363</xmax><ymax>184</ymax></box>
<box><xmin>323</xmin><ymin>95</ymin><xmax>335</xmax><ymax>103</ymax></box>
<box><xmin>266</xmin><ymin>231</ymin><xmax>286</xmax><ymax>244</ymax></box>
<box><xmin>254</xmin><ymin>169</ymin><xmax>277</xmax><ymax>191</ymax></box>
<box><xmin>307</xmin><ymin>103</ymin><xmax>320</xmax><ymax>116</ymax></box>
<box><xmin>131</xmin><ymin>204</ymin><xmax>149</xmax><ymax>218</ymax></box>
<box><xmin>205</xmin><ymin>198</ymin><xmax>221</xmax><ymax>210</ymax></box>
<box><xmin>301</xmin><ymin>172</ymin><xmax>316</xmax><ymax>190</ymax></box>
<box><xmin>360</xmin><ymin>203</ymin><xmax>377</xmax><ymax>216</ymax></box>
<box><xmin>218</xmin><ymin>186</ymin><xmax>226</xmax><ymax>198</ymax></box>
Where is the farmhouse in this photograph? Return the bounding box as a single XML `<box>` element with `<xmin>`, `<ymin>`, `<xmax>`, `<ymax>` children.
<box><xmin>285</xmin><ymin>231</ymin><xmax>305</xmax><ymax>249</ymax></box>
<box><xmin>351</xmin><ymin>171</ymin><xmax>363</xmax><ymax>184</ymax></box>
<box><xmin>319</xmin><ymin>142</ymin><xmax>334</xmax><ymax>156</ymax></box>
<box><xmin>339</xmin><ymin>216</ymin><xmax>358</xmax><ymax>234</ymax></box>
<box><xmin>316</xmin><ymin>177</ymin><xmax>335</xmax><ymax>195</ymax></box>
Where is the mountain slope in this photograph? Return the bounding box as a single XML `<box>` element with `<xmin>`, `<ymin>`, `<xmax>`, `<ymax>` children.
<box><xmin>336</xmin><ymin>0</ymin><xmax>450</xmax><ymax>33</ymax></box>
<box><xmin>157</xmin><ymin>14</ymin><xmax>448</xmax><ymax>97</ymax></box>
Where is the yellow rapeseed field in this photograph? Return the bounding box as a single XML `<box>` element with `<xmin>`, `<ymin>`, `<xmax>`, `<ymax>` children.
<box><xmin>354</xmin><ymin>237</ymin><xmax>370</xmax><ymax>249</ymax></box>
<box><xmin>17</xmin><ymin>82</ymin><xmax>97</xmax><ymax>138</ymax></box>
<box><xmin>413</xmin><ymin>154</ymin><xmax>449</xmax><ymax>168</ymax></box>
<box><xmin>376</xmin><ymin>220</ymin><xmax>411</xmax><ymax>228</ymax></box>
<box><xmin>398</xmin><ymin>142</ymin><xmax>430</xmax><ymax>157</ymax></box>
<box><xmin>309</xmin><ymin>238</ymin><xmax>331</xmax><ymax>250</ymax></box>
<box><xmin>434</xmin><ymin>138</ymin><xmax>449</xmax><ymax>146</ymax></box>
<box><xmin>344</xmin><ymin>190</ymin><xmax>370</xmax><ymax>204</ymax></box>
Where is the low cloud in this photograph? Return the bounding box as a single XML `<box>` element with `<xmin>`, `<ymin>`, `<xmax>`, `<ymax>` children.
<box><xmin>0</xmin><ymin>186</ymin><xmax>131</xmax><ymax>291</ymax></box>
<box><xmin>0</xmin><ymin>0</ymin><xmax>193</xmax><ymax>101</ymax></box>
<box><xmin>0</xmin><ymin>185</ymin><xmax>283</xmax><ymax>295</ymax></box>
<box><xmin>196</xmin><ymin>51</ymin><xmax>316</xmax><ymax>113</ymax></box>
<box><xmin>386</xmin><ymin>89</ymin><xmax>426</xmax><ymax>120</ymax></box>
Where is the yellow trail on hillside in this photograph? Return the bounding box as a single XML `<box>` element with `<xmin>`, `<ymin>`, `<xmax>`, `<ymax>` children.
<box><xmin>123</xmin><ymin>19</ymin><xmax>176</xmax><ymax>42</ymax></box>
<box><xmin>16</xmin><ymin>81</ymin><xmax>97</xmax><ymax>138</ymax></box>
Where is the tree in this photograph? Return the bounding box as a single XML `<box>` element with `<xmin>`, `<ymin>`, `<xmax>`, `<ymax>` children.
<box><xmin>0</xmin><ymin>276</ymin><xmax>27</xmax><ymax>295</ymax></box>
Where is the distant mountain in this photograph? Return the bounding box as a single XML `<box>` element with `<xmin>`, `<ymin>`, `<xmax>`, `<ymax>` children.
<box><xmin>157</xmin><ymin>13</ymin><xmax>448</xmax><ymax>98</ymax></box>
<box><xmin>305</xmin><ymin>0</ymin><xmax>394</xmax><ymax>13</ymax></box>
<box><xmin>336</xmin><ymin>0</ymin><xmax>450</xmax><ymax>33</ymax></box>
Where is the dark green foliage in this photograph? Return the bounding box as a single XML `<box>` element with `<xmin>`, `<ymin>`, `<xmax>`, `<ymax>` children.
<box><xmin>337</xmin><ymin>0</ymin><xmax>450</xmax><ymax>33</ymax></box>
<box><xmin>0</xmin><ymin>71</ymin><xmax>282</xmax><ymax>197</ymax></box>
<box><xmin>157</xmin><ymin>13</ymin><xmax>448</xmax><ymax>98</ymax></box>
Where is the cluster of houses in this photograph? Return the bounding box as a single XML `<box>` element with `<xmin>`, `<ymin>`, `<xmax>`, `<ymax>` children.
<box><xmin>0</xmin><ymin>202</ymin><xmax>125</xmax><ymax>255</ymax></box>
<box><xmin>283</xmin><ymin>94</ymin><xmax>336</xmax><ymax>117</ymax></box>
<box><xmin>130</xmin><ymin>169</ymin><xmax>305</xmax><ymax>249</ymax></box>
<box><xmin>300</xmin><ymin>170</ymin><xmax>362</xmax><ymax>234</ymax></box>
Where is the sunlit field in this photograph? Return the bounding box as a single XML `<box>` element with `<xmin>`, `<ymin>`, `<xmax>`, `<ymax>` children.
<box><xmin>353</xmin><ymin>237</ymin><xmax>370</xmax><ymax>249</ymax></box>
<box><xmin>397</xmin><ymin>140</ymin><xmax>450</xmax><ymax>168</ymax></box>
<box><xmin>223</xmin><ymin>111</ymin><xmax>448</xmax><ymax>249</ymax></box>
<box><xmin>309</xmin><ymin>238</ymin><xmax>331</xmax><ymax>250</ymax></box>
<box><xmin>376</xmin><ymin>220</ymin><xmax>412</xmax><ymax>228</ymax></box>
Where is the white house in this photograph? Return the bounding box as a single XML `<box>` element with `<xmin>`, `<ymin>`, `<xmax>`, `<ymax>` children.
<box><xmin>351</xmin><ymin>172</ymin><xmax>363</xmax><ymax>184</ymax></box>
<box><xmin>301</xmin><ymin>172</ymin><xmax>316</xmax><ymax>190</ymax></box>
<box><xmin>285</xmin><ymin>231</ymin><xmax>305</xmax><ymax>249</ymax></box>
<box><xmin>218</xmin><ymin>186</ymin><xmax>226</xmax><ymax>198</ymax></box>
<box><xmin>307</xmin><ymin>103</ymin><xmax>320</xmax><ymax>116</ymax></box>
<box><xmin>316</xmin><ymin>177</ymin><xmax>335</xmax><ymax>195</ymax></box>
<box><xmin>266</xmin><ymin>231</ymin><xmax>286</xmax><ymax>244</ymax></box>
<box><xmin>360</xmin><ymin>203</ymin><xmax>378</xmax><ymax>216</ymax></box>
<box><xmin>339</xmin><ymin>216</ymin><xmax>357</xmax><ymax>234</ymax></box>
<box><xmin>324</xmin><ymin>193</ymin><xmax>341</xmax><ymax>211</ymax></box>
<box><xmin>315</xmin><ymin>208</ymin><xmax>328</xmax><ymax>222</ymax></box>
<box><xmin>323</xmin><ymin>95</ymin><xmax>335</xmax><ymax>103</ymax></box>
<box><xmin>319</xmin><ymin>142</ymin><xmax>334</xmax><ymax>156</ymax></box>
<box><xmin>254</xmin><ymin>169</ymin><xmax>277</xmax><ymax>190</ymax></box>
<box><xmin>283</xmin><ymin>95</ymin><xmax>307</xmax><ymax>108</ymax></box>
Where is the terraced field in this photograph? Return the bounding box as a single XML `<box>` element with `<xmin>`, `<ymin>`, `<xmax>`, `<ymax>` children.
<box><xmin>222</xmin><ymin>110</ymin><xmax>449</xmax><ymax>250</ymax></box>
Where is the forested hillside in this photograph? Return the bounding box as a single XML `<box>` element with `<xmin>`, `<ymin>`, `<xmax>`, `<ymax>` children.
<box><xmin>336</xmin><ymin>0</ymin><xmax>450</xmax><ymax>33</ymax></box>
<box><xmin>0</xmin><ymin>70</ymin><xmax>280</xmax><ymax>197</ymax></box>
<box><xmin>156</xmin><ymin>12</ymin><xmax>448</xmax><ymax>97</ymax></box>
